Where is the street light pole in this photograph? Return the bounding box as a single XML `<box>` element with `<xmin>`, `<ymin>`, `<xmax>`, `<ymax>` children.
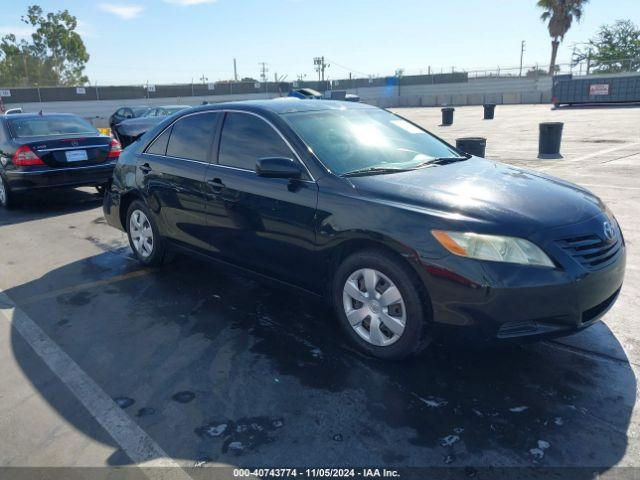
<box><xmin>519</xmin><ymin>40</ymin><xmax>526</xmax><ymax>77</ymax></box>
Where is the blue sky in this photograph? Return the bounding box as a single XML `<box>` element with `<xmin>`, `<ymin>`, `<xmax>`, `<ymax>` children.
<box><xmin>1</xmin><ymin>0</ymin><xmax>638</xmax><ymax>85</ymax></box>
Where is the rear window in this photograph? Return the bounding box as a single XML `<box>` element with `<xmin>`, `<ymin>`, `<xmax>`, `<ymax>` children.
<box><xmin>7</xmin><ymin>116</ymin><xmax>98</xmax><ymax>138</ymax></box>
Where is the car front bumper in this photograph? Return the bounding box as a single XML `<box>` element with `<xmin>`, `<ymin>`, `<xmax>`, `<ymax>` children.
<box><xmin>418</xmin><ymin>221</ymin><xmax>626</xmax><ymax>343</ymax></box>
<box><xmin>5</xmin><ymin>162</ymin><xmax>116</xmax><ymax>192</ymax></box>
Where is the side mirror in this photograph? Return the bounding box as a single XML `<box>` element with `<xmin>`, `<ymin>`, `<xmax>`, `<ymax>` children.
<box><xmin>256</xmin><ymin>157</ymin><xmax>302</xmax><ymax>179</ymax></box>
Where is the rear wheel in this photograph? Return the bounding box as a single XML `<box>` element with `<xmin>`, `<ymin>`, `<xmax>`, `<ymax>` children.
<box><xmin>332</xmin><ymin>250</ymin><xmax>432</xmax><ymax>360</ymax></box>
<box><xmin>126</xmin><ymin>200</ymin><xmax>167</xmax><ymax>267</ymax></box>
<box><xmin>0</xmin><ymin>174</ymin><xmax>15</xmax><ymax>209</ymax></box>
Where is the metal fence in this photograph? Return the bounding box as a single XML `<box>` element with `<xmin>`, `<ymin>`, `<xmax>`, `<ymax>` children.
<box><xmin>1</xmin><ymin>59</ymin><xmax>637</xmax><ymax>105</ymax></box>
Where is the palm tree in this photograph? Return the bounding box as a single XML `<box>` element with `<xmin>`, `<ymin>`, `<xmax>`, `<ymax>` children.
<box><xmin>537</xmin><ymin>0</ymin><xmax>589</xmax><ymax>74</ymax></box>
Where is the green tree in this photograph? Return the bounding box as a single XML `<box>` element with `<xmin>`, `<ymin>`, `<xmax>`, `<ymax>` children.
<box><xmin>578</xmin><ymin>20</ymin><xmax>640</xmax><ymax>73</ymax></box>
<box><xmin>0</xmin><ymin>5</ymin><xmax>89</xmax><ymax>87</ymax></box>
<box><xmin>537</xmin><ymin>0</ymin><xmax>589</xmax><ymax>74</ymax></box>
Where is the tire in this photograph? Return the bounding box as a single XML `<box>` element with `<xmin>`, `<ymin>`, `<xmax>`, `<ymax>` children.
<box><xmin>332</xmin><ymin>249</ymin><xmax>432</xmax><ymax>360</ymax></box>
<box><xmin>0</xmin><ymin>174</ymin><xmax>15</xmax><ymax>209</ymax></box>
<box><xmin>126</xmin><ymin>200</ymin><xmax>168</xmax><ymax>267</ymax></box>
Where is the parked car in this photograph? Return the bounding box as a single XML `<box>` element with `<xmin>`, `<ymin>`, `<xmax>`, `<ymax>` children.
<box><xmin>112</xmin><ymin>105</ymin><xmax>190</xmax><ymax>148</ymax></box>
<box><xmin>108</xmin><ymin>106</ymin><xmax>151</xmax><ymax>131</ymax></box>
<box><xmin>288</xmin><ymin>88</ymin><xmax>323</xmax><ymax>99</ymax></box>
<box><xmin>0</xmin><ymin>113</ymin><xmax>121</xmax><ymax>208</ymax></box>
<box><xmin>103</xmin><ymin>100</ymin><xmax>625</xmax><ymax>360</ymax></box>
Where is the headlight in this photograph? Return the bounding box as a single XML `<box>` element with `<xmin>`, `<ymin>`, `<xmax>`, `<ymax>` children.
<box><xmin>432</xmin><ymin>230</ymin><xmax>555</xmax><ymax>267</ymax></box>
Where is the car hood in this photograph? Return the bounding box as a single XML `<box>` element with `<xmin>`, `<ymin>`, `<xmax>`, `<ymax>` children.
<box><xmin>347</xmin><ymin>157</ymin><xmax>604</xmax><ymax>235</ymax></box>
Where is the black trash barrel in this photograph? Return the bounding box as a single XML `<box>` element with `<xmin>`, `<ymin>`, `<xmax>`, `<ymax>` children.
<box><xmin>538</xmin><ymin>122</ymin><xmax>564</xmax><ymax>157</ymax></box>
<box><xmin>483</xmin><ymin>103</ymin><xmax>496</xmax><ymax>120</ymax></box>
<box><xmin>456</xmin><ymin>137</ymin><xmax>487</xmax><ymax>158</ymax></box>
<box><xmin>441</xmin><ymin>107</ymin><xmax>455</xmax><ymax>126</ymax></box>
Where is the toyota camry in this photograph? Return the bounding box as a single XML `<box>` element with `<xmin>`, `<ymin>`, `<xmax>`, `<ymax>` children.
<box><xmin>103</xmin><ymin>99</ymin><xmax>625</xmax><ymax>359</ymax></box>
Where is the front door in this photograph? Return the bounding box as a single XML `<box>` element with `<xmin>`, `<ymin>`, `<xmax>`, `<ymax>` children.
<box><xmin>204</xmin><ymin>112</ymin><xmax>319</xmax><ymax>290</ymax></box>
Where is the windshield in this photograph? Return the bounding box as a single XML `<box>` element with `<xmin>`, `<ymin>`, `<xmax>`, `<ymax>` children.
<box><xmin>282</xmin><ymin>108</ymin><xmax>462</xmax><ymax>175</ymax></box>
<box><xmin>8</xmin><ymin>115</ymin><xmax>98</xmax><ymax>138</ymax></box>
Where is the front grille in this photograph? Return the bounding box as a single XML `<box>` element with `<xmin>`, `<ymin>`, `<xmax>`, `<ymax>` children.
<box><xmin>556</xmin><ymin>233</ymin><xmax>621</xmax><ymax>270</ymax></box>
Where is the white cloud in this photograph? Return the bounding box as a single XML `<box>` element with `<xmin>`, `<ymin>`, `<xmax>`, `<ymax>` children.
<box><xmin>0</xmin><ymin>25</ymin><xmax>33</xmax><ymax>39</ymax></box>
<box><xmin>98</xmin><ymin>4</ymin><xmax>144</xmax><ymax>20</ymax></box>
<box><xmin>163</xmin><ymin>0</ymin><xmax>217</xmax><ymax>5</ymax></box>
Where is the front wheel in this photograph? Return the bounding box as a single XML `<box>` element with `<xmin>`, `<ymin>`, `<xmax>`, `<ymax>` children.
<box><xmin>0</xmin><ymin>174</ymin><xmax>15</xmax><ymax>209</ymax></box>
<box><xmin>126</xmin><ymin>200</ymin><xmax>168</xmax><ymax>266</ymax></box>
<box><xmin>332</xmin><ymin>250</ymin><xmax>432</xmax><ymax>360</ymax></box>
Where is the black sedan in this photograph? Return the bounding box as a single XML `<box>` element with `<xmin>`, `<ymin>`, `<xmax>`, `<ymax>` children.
<box><xmin>108</xmin><ymin>106</ymin><xmax>151</xmax><ymax>131</ymax></box>
<box><xmin>113</xmin><ymin>105</ymin><xmax>189</xmax><ymax>148</ymax></box>
<box><xmin>0</xmin><ymin>113</ymin><xmax>121</xmax><ymax>208</ymax></box>
<box><xmin>103</xmin><ymin>100</ymin><xmax>625</xmax><ymax>359</ymax></box>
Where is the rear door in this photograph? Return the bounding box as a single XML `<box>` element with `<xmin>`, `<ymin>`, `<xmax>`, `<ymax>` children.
<box><xmin>203</xmin><ymin>111</ymin><xmax>319</xmax><ymax>289</ymax></box>
<box><xmin>137</xmin><ymin>111</ymin><xmax>220</xmax><ymax>252</ymax></box>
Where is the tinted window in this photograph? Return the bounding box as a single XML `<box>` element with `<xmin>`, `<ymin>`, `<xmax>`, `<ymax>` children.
<box><xmin>7</xmin><ymin>115</ymin><xmax>97</xmax><ymax>138</ymax></box>
<box><xmin>115</xmin><ymin>108</ymin><xmax>126</xmax><ymax>117</ymax></box>
<box><xmin>166</xmin><ymin>113</ymin><xmax>218</xmax><ymax>162</ymax></box>
<box><xmin>218</xmin><ymin>113</ymin><xmax>293</xmax><ymax>170</ymax></box>
<box><xmin>146</xmin><ymin>127</ymin><xmax>171</xmax><ymax>156</ymax></box>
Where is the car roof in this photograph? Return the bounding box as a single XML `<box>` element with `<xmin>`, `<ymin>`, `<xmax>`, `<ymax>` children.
<box><xmin>188</xmin><ymin>98</ymin><xmax>374</xmax><ymax>115</ymax></box>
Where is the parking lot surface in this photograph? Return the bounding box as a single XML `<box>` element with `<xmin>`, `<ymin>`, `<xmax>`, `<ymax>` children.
<box><xmin>0</xmin><ymin>104</ymin><xmax>639</xmax><ymax>476</ymax></box>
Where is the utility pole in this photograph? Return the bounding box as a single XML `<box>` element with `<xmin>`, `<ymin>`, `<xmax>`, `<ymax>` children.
<box><xmin>199</xmin><ymin>74</ymin><xmax>208</xmax><ymax>84</ymax></box>
<box><xmin>519</xmin><ymin>40</ymin><xmax>526</xmax><ymax>77</ymax></box>
<box><xmin>233</xmin><ymin>58</ymin><xmax>238</xmax><ymax>82</ymax></box>
<box><xmin>313</xmin><ymin>56</ymin><xmax>329</xmax><ymax>84</ymax></box>
<box><xmin>259</xmin><ymin>62</ymin><xmax>269</xmax><ymax>97</ymax></box>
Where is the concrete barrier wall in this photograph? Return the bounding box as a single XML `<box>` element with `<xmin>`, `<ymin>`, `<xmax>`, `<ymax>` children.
<box><xmin>3</xmin><ymin>76</ymin><xmax>553</xmax><ymax>127</ymax></box>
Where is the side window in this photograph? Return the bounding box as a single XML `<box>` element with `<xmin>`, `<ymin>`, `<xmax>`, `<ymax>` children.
<box><xmin>166</xmin><ymin>113</ymin><xmax>219</xmax><ymax>162</ymax></box>
<box><xmin>146</xmin><ymin>127</ymin><xmax>172</xmax><ymax>156</ymax></box>
<box><xmin>218</xmin><ymin>113</ymin><xmax>294</xmax><ymax>171</ymax></box>
<box><xmin>115</xmin><ymin>108</ymin><xmax>125</xmax><ymax>117</ymax></box>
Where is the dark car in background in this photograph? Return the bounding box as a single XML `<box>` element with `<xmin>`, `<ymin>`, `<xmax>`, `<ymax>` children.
<box><xmin>112</xmin><ymin>105</ymin><xmax>190</xmax><ymax>148</ymax></box>
<box><xmin>0</xmin><ymin>113</ymin><xmax>121</xmax><ymax>208</ymax></box>
<box><xmin>103</xmin><ymin>100</ymin><xmax>625</xmax><ymax>360</ymax></box>
<box><xmin>108</xmin><ymin>106</ymin><xmax>151</xmax><ymax>131</ymax></box>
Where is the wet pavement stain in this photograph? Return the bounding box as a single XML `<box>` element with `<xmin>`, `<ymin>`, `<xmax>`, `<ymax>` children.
<box><xmin>172</xmin><ymin>391</ymin><xmax>196</xmax><ymax>403</ymax></box>
<box><xmin>196</xmin><ymin>416</ymin><xmax>285</xmax><ymax>456</ymax></box>
<box><xmin>135</xmin><ymin>407</ymin><xmax>156</xmax><ymax>417</ymax></box>
<box><xmin>113</xmin><ymin>397</ymin><xmax>135</xmax><ymax>409</ymax></box>
<box><xmin>57</xmin><ymin>290</ymin><xmax>96</xmax><ymax>306</ymax></box>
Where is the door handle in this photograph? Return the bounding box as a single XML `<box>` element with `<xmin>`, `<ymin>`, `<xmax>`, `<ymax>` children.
<box><xmin>139</xmin><ymin>163</ymin><xmax>152</xmax><ymax>174</ymax></box>
<box><xmin>207</xmin><ymin>177</ymin><xmax>225</xmax><ymax>193</ymax></box>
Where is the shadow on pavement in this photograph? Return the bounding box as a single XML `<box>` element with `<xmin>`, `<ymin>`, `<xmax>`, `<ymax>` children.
<box><xmin>6</xmin><ymin>250</ymin><xmax>636</xmax><ymax>473</ymax></box>
<box><xmin>0</xmin><ymin>187</ymin><xmax>102</xmax><ymax>227</ymax></box>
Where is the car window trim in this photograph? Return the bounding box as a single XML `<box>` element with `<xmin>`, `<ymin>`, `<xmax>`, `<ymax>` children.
<box><xmin>143</xmin><ymin>109</ymin><xmax>315</xmax><ymax>182</ymax></box>
<box><xmin>142</xmin><ymin>110</ymin><xmax>220</xmax><ymax>163</ymax></box>
<box><xmin>214</xmin><ymin>109</ymin><xmax>315</xmax><ymax>182</ymax></box>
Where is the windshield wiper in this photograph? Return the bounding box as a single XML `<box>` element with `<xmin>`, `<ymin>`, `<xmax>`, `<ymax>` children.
<box><xmin>341</xmin><ymin>166</ymin><xmax>413</xmax><ymax>177</ymax></box>
<box><xmin>416</xmin><ymin>156</ymin><xmax>470</xmax><ymax>167</ymax></box>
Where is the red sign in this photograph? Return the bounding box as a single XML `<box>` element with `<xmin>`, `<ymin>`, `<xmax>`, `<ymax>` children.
<box><xmin>589</xmin><ymin>84</ymin><xmax>610</xmax><ymax>96</ymax></box>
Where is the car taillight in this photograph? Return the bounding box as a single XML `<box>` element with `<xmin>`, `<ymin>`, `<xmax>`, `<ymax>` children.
<box><xmin>108</xmin><ymin>138</ymin><xmax>122</xmax><ymax>158</ymax></box>
<box><xmin>13</xmin><ymin>145</ymin><xmax>45</xmax><ymax>166</ymax></box>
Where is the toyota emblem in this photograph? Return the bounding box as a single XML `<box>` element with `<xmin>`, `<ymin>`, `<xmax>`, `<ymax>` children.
<box><xmin>603</xmin><ymin>221</ymin><xmax>616</xmax><ymax>242</ymax></box>
<box><xmin>71</xmin><ymin>140</ymin><xmax>79</xmax><ymax>146</ymax></box>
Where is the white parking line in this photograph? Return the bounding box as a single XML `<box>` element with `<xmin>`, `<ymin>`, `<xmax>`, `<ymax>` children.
<box><xmin>0</xmin><ymin>290</ymin><xmax>191</xmax><ymax>479</ymax></box>
<box><xmin>567</xmin><ymin>142</ymin><xmax>640</xmax><ymax>164</ymax></box>
<box><xmin>577</xmin><ymin>183</ymin><xmax>640</xmax><ymax>191</ymax></box>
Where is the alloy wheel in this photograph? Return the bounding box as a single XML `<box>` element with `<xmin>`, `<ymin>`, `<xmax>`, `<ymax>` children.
<box><xmin>129</xmin><ymin>209</ymin><xmax>154</xmax><ymax>258</ymax></box>
<box><xmin>0</xmin><ymin>176</ymin><xmax>6</xmax><ymax>205</ymax></box>
<box><xmin>342</xmin><ymin>268</ymin><xmax>406</xmax><ymax>346</ymax></box>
